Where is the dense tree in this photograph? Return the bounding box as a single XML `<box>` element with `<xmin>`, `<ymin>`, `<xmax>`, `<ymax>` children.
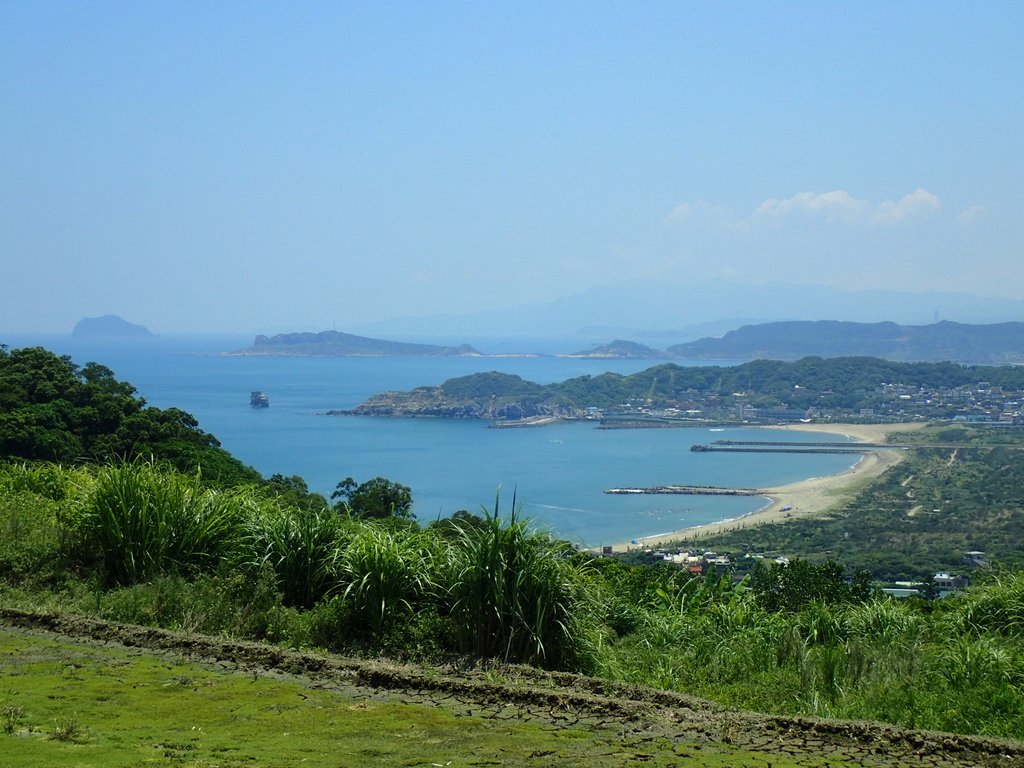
<box><xmin>0</xmin><ymin>345</ymin><xmax>259</xmax><ymax>486</ymax></box>
<box><xmin>332</xmin><ymin>476</ymin><xmax>414</xmax><ymax>519</ymax></box>
<box><xmin>751</xmin><ymin>558</ymin><xmax>873</xmax><ymax>611</ymax></box>
<box><xmin>266</xmin><ymin>473</ymin><xmax>329</xmax><ymax>512</ymax></box>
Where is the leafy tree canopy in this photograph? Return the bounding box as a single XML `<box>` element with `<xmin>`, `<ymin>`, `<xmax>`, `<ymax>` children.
<box><xmin>0</xmin><ymin>344</ymin><xmax>259</xmax><ymax>487</ymax></box>
<box><xmin>751</xmin><ymin>558</ymin><xmax>873</xmax><ymax>612</ymax></box>
<box><xmin>332</xmin><ymin>476</ymin><xmax>414</xmax><ymax>519</ymax></box>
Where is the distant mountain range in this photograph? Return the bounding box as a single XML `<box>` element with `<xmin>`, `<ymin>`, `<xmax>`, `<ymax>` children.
<box><xmin>71</xmin><ymin>315</ymin><xmax>155</xmax><ymax>340</ymax></box>
<box><xmin>231</xmin><ymin>321</ymin><xmax>1024</xmax><ymax>363</ymax></box>
<box><xmin>666</xmin><ymin>321</ymin><xmax>1024</xmax><ymax>364</ymax></box>
<box><xmin>233</xmin><ymin>330</ymin><xmax>479</xmax><ymax>357</ymax></box>
<box><xmin>348</xmin><ymin>280</ymin><xmax>1024</xmax><ymax>347</ymax></box>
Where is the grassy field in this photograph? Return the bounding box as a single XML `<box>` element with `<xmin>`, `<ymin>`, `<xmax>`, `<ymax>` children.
<box><xmin>0</xmin><ymin>623</ymin><xmax>873</xmax><ymax>768</ymax></box>
<box><xmin>5</xmin><ymin>611</ymin><xmax>1024</xmax><ymax>767</ymax></box>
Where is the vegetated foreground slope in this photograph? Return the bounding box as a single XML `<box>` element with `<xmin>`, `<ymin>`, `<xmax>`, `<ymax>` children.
<box><xmin>3</xmin><ymin>608</ymin><xmax>1022</xmax><ymax>768</ymax></box>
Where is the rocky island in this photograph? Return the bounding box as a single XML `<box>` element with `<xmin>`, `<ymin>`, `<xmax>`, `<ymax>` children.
<box><xmin>568</xmin><ymin>339</ymin><xmax>661</xmax><ymax>358</ymax></box>
<box><xmin>71</xmin><ymin>314</ymin><xmax>155</xmax><ymax>340</ymax></box>
<box><xmin>232</xmin><ymin>330</ymin><xmax>479</xmax><ymax>357</ymax></box>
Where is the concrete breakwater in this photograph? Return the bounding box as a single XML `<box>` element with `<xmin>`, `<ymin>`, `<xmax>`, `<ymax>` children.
<box><xmin>712</xmin><ymin>440</ymin><xmax>896</xmax><ymax>448</ymax></box>
<box><xmin>489</xmin><ymin>416</ymin><xmax>566</xmax><ymax>428</ymax></box>
<box><xmin>605</xmin><ymin>485</ymin><xmax>766</xmax><ymax>496</ymax></box>
<box><xmin>691</xmin><ymin>444</ymin><xmax>872</xmax><ymax>454</ymax></box>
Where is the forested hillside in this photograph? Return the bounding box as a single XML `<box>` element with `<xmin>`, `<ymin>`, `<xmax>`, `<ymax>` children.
<box><xmin>349</xmin><ymin>356</ymin><xmax>1024</xmax><ymax>418</ymax></box>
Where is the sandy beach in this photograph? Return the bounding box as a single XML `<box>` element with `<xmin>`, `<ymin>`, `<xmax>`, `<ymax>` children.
<box><xmin>612</xmin><ymin>421</ymin><xmax>926</xmax><ymax>552</ymax></box>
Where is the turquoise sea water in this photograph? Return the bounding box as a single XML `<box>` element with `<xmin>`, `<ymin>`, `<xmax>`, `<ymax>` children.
<box><xmin>6</xmin><ymin>335</ymin><xmax>859</xmax><ymax>547</ymax></box>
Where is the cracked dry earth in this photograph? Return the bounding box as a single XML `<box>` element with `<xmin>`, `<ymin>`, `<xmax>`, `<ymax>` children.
<box><xmin>2</xmin><ymin>607</ymin><xmax>1023</xmax><ymax>767</ymax></box>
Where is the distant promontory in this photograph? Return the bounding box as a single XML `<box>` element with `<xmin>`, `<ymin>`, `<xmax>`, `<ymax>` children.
<box><xmin>233</xmin><ymin>330</ymin><xmax>480</xmax><ymax>357</ymax></box>
<box><xmin>71</xmin><ymin>315</ymin><xmax>155</xmax><ymax>340</ymax></box>
<box><xmin>568</xmin><ymin>321</ymin><xmax>1024</xmax><ymax>364</ymax></box>
<box><xmin>339</xmin><ymin>357</ymin><xmax>1024</xmax><ymax>424</ymax></box>
<box><xmin>667</xmin><ymin>320</ymin><xmax>1024</xmax><ymax>364</ymax></box>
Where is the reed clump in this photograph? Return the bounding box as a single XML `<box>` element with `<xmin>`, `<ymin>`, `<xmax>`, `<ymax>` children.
<box><xmin>79</xmin><ymin>461</ymin><xmax>245</xmax><ymax>585</ymax></box>
<box><xmin>445</xmin><ymin>499</ymin><xmax>601</xmax><ymax>670</ymax></box>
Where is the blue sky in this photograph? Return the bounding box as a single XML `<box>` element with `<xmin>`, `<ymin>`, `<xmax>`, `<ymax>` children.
<box><xmin>2</xmin><ymin>2</ymin><xmax>1021</xmax><ymax>335</ymax></box>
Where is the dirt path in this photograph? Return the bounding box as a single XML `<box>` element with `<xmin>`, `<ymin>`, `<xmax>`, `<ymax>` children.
<box><xmin>3</xmin><ymin>607</ymin><xmax>1022</xmax><ymax>767</ymax></box>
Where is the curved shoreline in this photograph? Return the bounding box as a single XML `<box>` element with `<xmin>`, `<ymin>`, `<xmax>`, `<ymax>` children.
<box><xmin>610</xmin><ymin>422</ymin><xmax>925</xmax><ymax>552</ymax></box>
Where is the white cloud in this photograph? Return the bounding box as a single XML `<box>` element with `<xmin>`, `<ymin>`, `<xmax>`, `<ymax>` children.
<box><xmin>664</xmin><ymin>202</ymin><xmax>694</xmax><ymax>224</ymax></box>
<box><xmin>662</xmin><ymin>200</ymin><xmax>742</xmax><ymax>231</ymax></box>
<box><xmin>754</xmin><ymin>190</ymin><xmax>869</xmax><ymax>222</ymax></box>
<box><xmin>664</xmin><ymin>188</ymin><xmax>943</xmax><ymax>239</ymax></box>
<box><xmin>873</xmin><ymin>188</ymin><xmax>941</xmax><ymax>223</ymax></box>
<box><xmin>957</xmin><ymin>204</ymin><xmax>985</xmax><ymax>225</ymax></box>
<box><xmin>751</xmin><ymin>188</ymin><xmax>940</xmax><ymax>225</ymax></box>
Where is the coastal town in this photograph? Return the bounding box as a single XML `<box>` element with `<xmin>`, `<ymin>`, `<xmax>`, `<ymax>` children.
<box><xmin>594</xmin><ymin>377</ymin><xmax>1024</xmax><ymax>428</ymax></box>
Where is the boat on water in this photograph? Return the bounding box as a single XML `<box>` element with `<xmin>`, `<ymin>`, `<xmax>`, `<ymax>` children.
<box><xmin>250</xmin><ymin>391</ymin><xmax>269</xmax><ymax>408</ymax></box>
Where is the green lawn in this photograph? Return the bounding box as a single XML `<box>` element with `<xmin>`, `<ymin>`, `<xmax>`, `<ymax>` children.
<box><xmin>1</xmin><ymin>628</ymin><xmax>825</xmax><ymax>768</ymax></box>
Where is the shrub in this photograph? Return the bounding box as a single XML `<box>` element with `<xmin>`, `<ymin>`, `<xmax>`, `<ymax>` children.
<box><xmin>445</xmin><ymin>498</ymin><xmax>600</xmax><ymax>670</ymax></box>
<box><xmin>240</xmin><ymin>500</ymin><xmax>351</xmax><ymax>608</ymax></box>
<box><xmin>335</xmin><ymin>523</ymin><xmax>435</xmax><ymax>636</ymax></box>
<box><xmin>0</xmin><ymin>492</ymin><xmax>62</xmax><ymax>586</ymax></box>
<box><xmin>82</xmin><ymin>461</ymin><xmax>244</xmax><ymax>585</ymax></box>
<box><xmin>98</xmin><ymin>567</ymin><xmax>289</xmax><ymax>640</ymax></box>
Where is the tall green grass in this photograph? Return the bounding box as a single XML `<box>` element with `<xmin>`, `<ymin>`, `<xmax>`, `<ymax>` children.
<box><xmin>82</xmin><ymin>461</ymin><xmax>244</xmax><ymax>585</ymax></box>
<box><xmin>240</xmin><ymin>500</ymin><xmax>350</xmax><ymax>608</ymax></box>
<box><xmin>445</xmin><ymin>498</ymin><xmax>600</xmax><ymax>669</ymax></box>
<box><xmin>946</xmin><ymin>569</ymin><xmax>1024</xmax><ymax>637</ymax></box>
<box><xmin>335</xmin><ymin>523</ymin><xmax>434</xmax><ymax>634</ymax></box>
<box><xmin>0</xmin><ymin>462</ymin><xmax>89</xmax><ymax>501</ymax></box>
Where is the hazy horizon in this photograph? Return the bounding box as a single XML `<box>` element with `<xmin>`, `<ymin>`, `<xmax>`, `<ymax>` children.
<box><xmin>3</xmin><ymin>3</ymin><xmax>1021</xmax><ymax>336</ymax></box>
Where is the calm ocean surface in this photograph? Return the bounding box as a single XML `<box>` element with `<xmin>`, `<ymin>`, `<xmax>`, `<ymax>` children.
<box><xmin>7</xmin><ymin>335</ymin><xmax>858</xmax><ymax>547</ymax></box>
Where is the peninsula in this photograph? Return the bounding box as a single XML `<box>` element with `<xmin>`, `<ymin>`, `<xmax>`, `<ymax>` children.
<box><xmin>339</xmin><ymin>357</ymin><xmax>1024</xmax><ymax>426</ymax></box>
<box><xmin>332</xmin><ymin>371</ymin><xmax>576</xmax><ymax>420</ymax></box>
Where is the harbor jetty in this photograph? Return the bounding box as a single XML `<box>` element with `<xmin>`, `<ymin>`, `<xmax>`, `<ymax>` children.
<box><xmin>713</xmin><ymin>439</ymin><xmax>900</xmax><ymax>449</ymax></box>
<box><xmin>688</xmin><ymin>439</ymin><xmax>904</xmax><ymax>454</ymax></box>
<box><xmin>605</xmin><ymin>485</ymin><xmax>766</xmax><ymax>496</ymax></box>
<box><xmin>690</xmin><ymin>444</ymin><xmax>872</xmax><ymax>454</ymax></box>
<box><xmin>489</xmin><ymin>416</ymin><xmax>565</xmax><ymax>428</ymax></box>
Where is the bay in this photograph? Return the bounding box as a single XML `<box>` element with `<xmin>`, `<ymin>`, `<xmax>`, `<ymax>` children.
<box><xmin>5</xmin><ymin>335</ymin><xmax>859</xmax><ymax>547</ymax></box>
